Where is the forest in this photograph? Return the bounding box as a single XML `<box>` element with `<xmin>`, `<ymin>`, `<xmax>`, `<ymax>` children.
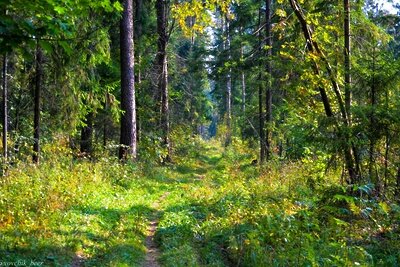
<box><xmin>1</xmin><ymin>0</ymin><xmax>400</xmax><ymax>266</ymax></box>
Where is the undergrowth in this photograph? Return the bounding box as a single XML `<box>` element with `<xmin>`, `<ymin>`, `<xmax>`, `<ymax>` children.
<box><xmin>155</xmin><ymin>138</ymin><xmax>400</xmax><ymax>267</ymax></box>
<box><xmin>0</xmin><ymin>137</ymin><xmax>399</xmax><ymax>266</ymax></box>
<box><xmin>0</xmin><ymin>141</ymin><xmax>164</xmax><ymax>266</ymax></box>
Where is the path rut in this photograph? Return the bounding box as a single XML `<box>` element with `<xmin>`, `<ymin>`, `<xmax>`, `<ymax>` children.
<box><xmin>143</xmin><ymin>192</ymin><xmax>169</xmax><ymax>267</ymax></box>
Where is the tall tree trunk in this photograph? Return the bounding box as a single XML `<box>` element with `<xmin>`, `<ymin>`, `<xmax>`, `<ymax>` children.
<box><xmin>80</xmin><ymin>112</ymin><xmax>93</xmax><ymax>156</ymax></box>
<box><xmin>396</xmin><ymin>166</ymin><xmax>400</xmax><ymax>199</ymax></box>
<box><xmin>13</xmin><ymin>85</ymin><xmax>23</xmax><ymax>155</ymax></box>
<box><xmin>119</xmin><ymin>0</ymin><xmax>137</xmax><ymax>160</ymax></box>
<box><xmin>343</xmin><ymin>0</ymin><xmax>361</xmax><ymax>182</ymax></box>
<box><xmin>156</xmin><ymin>0</ymin><xmax>171</xmax><ymax>161</ymax></box>
<box><xmin>33</xmin><ymin>46</ymin><xmax>42</xmax><ymax>164</ymax></box>
<box><xmin>225</xmin><ymin>17</ymin><xmax>232</xmax><ymax>146</ymax></box>
<box><xmin>103</xmin><ymin>94</ymin><xmax>108</xmax><ymax>148</ymax></box>
<box><xmin>383</xmin><ymin>89</ymin><xmax>389</xmax><ymax>190</ymax></box>
<box><xmin>265</xmin><ymin>0</ymin><xmax>273</xmax><ymax>160</ymax></box>
<box><xmin>135</xmin><ymin>0</ymin><xmax>143</xmax><ymax>143</ymax></box>
<box><xmin>289</xmin><ymin>0</ymin><xmax>358</xmax><ymax>183</ymax></box>
<box><xmin>187</xmin><ymin>41</ymin><xmax>196</xmax><ymax>133</ymax></box>
<box><xmin>384</xmin><ymin>130</ymin><xmax>389</xmax><ymax>190</ymax></box>
<box><xmin>240</xmin><ymin>42</ymin><xmax>246</xmax><ymax>114</ymax></box>
<box><xmin>241</xmin><ymin>71</ymin><xmax>246</xmax><ymax>114</ymax></box>
<box><xmin>258</xmin><ymin>8</ymin><xmax>265</xmax><ymax>162</ymax></box>
<box><xmin>369</xmin><ymin>49</ymin><xmax>377</xmax><ymax>186</ymax></box>
<box><xmin>135</xmin><ymin>0</ymin><xmax>143</xmax><ymax>40</ymax></box>
<box><xmin>344</xmin><ymin>0</ymin><xmax>351</xmax><ymax>122</ymax></box>
<box><xmin>2</xmin><ymin>53</ymin><xmax>7</xmax><ymax>167</ymax></box>
<box><xmin>289</xmin><ymin>0</ymin><xmax>333</xmax><ymax>117</ymax></box>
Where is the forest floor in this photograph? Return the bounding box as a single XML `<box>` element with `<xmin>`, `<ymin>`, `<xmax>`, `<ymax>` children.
<box><xmin>0</xmin><ymin>138</ymin><xmax>399</xmax><ymax>266</ymax></box>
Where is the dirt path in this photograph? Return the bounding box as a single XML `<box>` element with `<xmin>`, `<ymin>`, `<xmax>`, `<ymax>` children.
<box><xmin>143</xmin><ymin>193</ymin><xmax>169</xmax><ymax>267</ymax></box>
<box><xmin>70</xmin><ymin>251</ymin><xmax>85</xmax><ymax>267</ymax></box>
<box><xmin>143</xmin><ymin>216</ymin><xmax>161</xmax><ymax>267</ymax></box>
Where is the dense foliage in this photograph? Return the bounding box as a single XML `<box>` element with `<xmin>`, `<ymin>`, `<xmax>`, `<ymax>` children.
<box><xmin>1</xmin><ymin>0</ymin><xmax>400</xmax><ymax>265</ymax></box>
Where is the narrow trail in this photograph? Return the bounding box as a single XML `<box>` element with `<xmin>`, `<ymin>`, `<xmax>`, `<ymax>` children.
<box><xmin>143</xmin><ymin>217</ymin><xmax>160</xmax><ymax>267</ymax></box>
<box><xmin>141</xmin><ymin>145</ymin><xmax>222</xmax><ymax>267</ymax></box>
<box><xmin>70</xmin><ymin>251</ymin><xmax>85</xmax><ymax>267</ymax></box>
<box><xmin>143</xmin><ymin>192</ymin><xmax>169</xmax><ymax>267</ymax></box>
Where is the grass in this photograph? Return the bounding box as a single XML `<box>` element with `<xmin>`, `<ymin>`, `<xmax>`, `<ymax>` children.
<box><xmin>1</xmin><ymin>137</ymin><xmax>399</xmax><ymax>266</ymax></box>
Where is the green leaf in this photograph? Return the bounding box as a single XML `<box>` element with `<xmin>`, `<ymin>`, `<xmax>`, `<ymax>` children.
<box><xmin>276</xmin><ymin>8</ymin><xmax>286</xmax><ymax>17</ymax></box>
<box><xmin>378</xmin><ymin>202</ymin><xmax>390</xmax><ymax>214</ymax></box>
<box><xmin>333</xmin><ymin>194</ymin><xmax>354</xmax><ymax>204</ymax></box>
<box><xmin>54</xmin><ymin>6</ymin><xmax>66</xmax><ymax>14</ymax></box>
<box><xmin>113</xmin><ymin>1</ymin><xmax>123</xmax><ymax>12</ymax></box>
<box><xmin>333</xmin><ymin>217</ymin><xmax>348</xmax><ymax>226</ymax></box>
<box><xmin>59</xmin><ymin>40</ymin><xmax>72</xmax><ymax>56</ymax></box>
<box><xmin>39</xmin><ymin>40</ymin><xmax>53</xmax><ymax>53</ymax></box>
<box><xmin>101</xmin><ymin>0</ymin><xmax>113</xmax><ymax>12</ymax></box>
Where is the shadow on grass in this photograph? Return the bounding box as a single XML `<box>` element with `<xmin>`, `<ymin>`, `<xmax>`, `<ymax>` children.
<box><xmin>0</xmin><ymin>246</ymin><xmax>76</xmax><ymax>266</ymax></box>
<box><xmin>198</xmin><ymin>154</ymin><xmax>222</xmax><ymax>166</ymax></box>
<box><xmin>173</xmin><ymin>154</ymin><xmax>224</xmax><ymax>177</ymax></box>
<box><xmin>0</xmin><ymin>204</ymin><xmax>158</xmax><ymax>266</ymax></box>
<box><xmin>86</xmin><ymin>243</ymin><xmax>145</xmax><ymax>266</ymax></box>
<box><xmin>174</xmin><ymin>164</ymin><xmax>207</xmax><ymax>176</ymax></box>
<box><xmin>155</xmin><ymin>203</ymin><xmax>236</xmax><ymax>266</ymax></box>
<box><xmin>0</xmin><ymin>243</ymin><xmax>143</xmax><ymax>267</ymax></box>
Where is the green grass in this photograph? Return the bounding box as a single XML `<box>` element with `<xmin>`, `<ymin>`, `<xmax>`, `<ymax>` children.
<box><xmin>1</xmin><ymin>138</ymin><xmax>399</xmax><ymax>266</ymax></box>
<box><xmin>0</xmin><ymin>158</ymin><xmax>150</xmax><ymax>266</ymax></box>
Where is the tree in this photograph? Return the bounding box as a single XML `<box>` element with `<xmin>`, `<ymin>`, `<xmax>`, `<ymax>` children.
<box><xmin>119</xmin><ymin>0</ymin><xmax>137</xmax><ymax>160</ymax></box>
<box><xmin>258</xmin><ymin>7</ymin><xmax>265</xmax><ymax>162</ymax></box>
<box><xmin>156</xmin><ymin>0</ymin><xmax>171</xmax><ymax>161</ymax></box>
<box><xmin>134</xmin><ymin>0</ymin><xmax>144</xmax><ymax>142</ymax></box>
<box><xmin>265</xmin><ymin>0</ymin><xmax>273</xmax><ymax>160</ymax></box>
<box><xmin>344</xmin><ymin>0</ymin><xmax>351</xmax><ymax>120</ymax></box>
<box><xmin>240</xmin><ymin>29</ymin><xmax>246</xmax><ymax>114</ymax></box>
<box><xmin>289</xmin><ymin>0</ymin><xmax>359</xmax><ymax>183</ymax></box>
<box><xmin>225</xmin><ymin>16</ymin><xmax>232</xmax><ymax>146</ymax></box>
<box><xmin>32</xmin><ymin>44</ymin><xmax>42</xmax><ymax>164</ymax></box>
<box><xmin>80</xmin><ymin>111</ymin><xmax>93</xmax><ymax>155</ymax></box>
<box><xmin>2</xmin><ymin>53</ymin><xmax>7</xmax><ymax>168</ymax></box>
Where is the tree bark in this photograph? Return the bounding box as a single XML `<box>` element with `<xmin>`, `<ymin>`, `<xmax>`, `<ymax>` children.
<box><xmin>343</xmin><ymin>0</ymin><xmax>360</xmax><ymax>182</ymax></box>
<box><xmin>396</xmin><ymin>166</ymin><xmax>400</xmax><ymax>199</ymax></box>
<box><xmin>369</xmin><ymin>49</ymin><xmax>377</xmax><ymax>186</ymax></box>
<box><xmin>33</xmin><ymin>46</ymin><xmax>42</xmax><ymax>164</ymax></box>
<box><xmin>135</xmin><ymin>0</ymin><xmax>143</xmax><ymax>143</ymax></box>
<box><xmin>265</xmin><ymin>0</ymin><xmax>272</xmax><ymax>160</ymax></box>
<box><xmin>289</xmin><ymin>0</ymin><xmax>358</xmax><ymax>183</ymax></box>
<box><xmin>103</xmin><ymin>92</ymin><xmax>108</xmax><ymax>148</ymax></box>
<box><xmin>156</xmin><ymin>0</ymin><xmax>171</xmax><ymax>161</ymax></box>
<box><xmin>258</xmin><ymin>8</ymin><xmax>265</xmax><ymax>162</ymax></box>
<box><xmin>134</xmin><ymin>0</ymin><xmax>143</xmax><ymax>40</ymax></box>
<box><xmin>241</xmin><ymin>71</ymin><xmax>246</xmax><ymax>114</ymax></box>
<box><xmin>344</xmin><ymin>0</ymin><xmax>351</xmax><ymax>121</ymax></box>
<box><xmin>384</xmin><ymin>89</ymin><xmax>390</xmax><ymax>190</ymax></box>
<box><xmin>119</xmin><ymin>0</ymin><xmax>137</xmax><ymax>160</ymax></box>
<box><xmin>2</xmin><ymin>53</ymin><xmax>7</xmax><ymax>166</ymax></box>
<box><xmin>289</xmin><ymin>0</ymin><xmax>334</xmax><ymax>118</ymax></box>
<box><xmin>240</xmin><ymin>40</ymin><xmax>246</xmax><ymax>114</ymax></box>
<box><xmin>80</xmin><ymin>112</ymin><xmax>93</xmax><ymax>156</ymax></box>
<box><xmin>225</xmin><ymin>17</ymin><xmax>232</xmax><ymax>146</ymax></box>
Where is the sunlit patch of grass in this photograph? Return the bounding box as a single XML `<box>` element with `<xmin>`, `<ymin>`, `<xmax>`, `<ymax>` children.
<box><xmin>155</xmin><ymin>138</ymin><xmax>398</xmax><ymax>266</ymax></box>
<box><xmin>0</xmin><ymin>143</ymin><xmax>162</xmax><ymax>266</ymax></box>
<box><xmin>1</xmin><ymin>137</ymin><xmax>399</xmax><ymax>266</ymax></box>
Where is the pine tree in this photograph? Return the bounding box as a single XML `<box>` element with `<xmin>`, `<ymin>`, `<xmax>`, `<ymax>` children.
<box><xmin>119</xmin><ymin>0</ymin><xmax>137</xmax><ymax>160</ymax></box>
